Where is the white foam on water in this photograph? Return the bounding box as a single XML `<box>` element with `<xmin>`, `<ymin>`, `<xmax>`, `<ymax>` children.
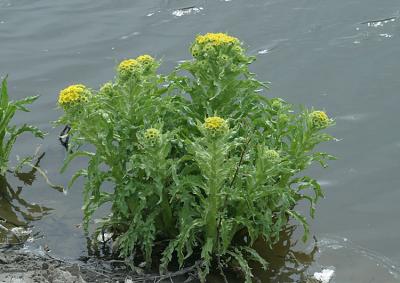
<box><xmin>368</xmin><ymin>21</ymin><xmax>383</xmax><ymax>27</ymax></box>
<box><xmin>96</xmin><ymin>232</ymin><xmax>113</xmax><ymax>243</ymax></box>
<box><xmin>317</xmin><ymin>180</ymin><xmax>336</xmax><ymax>187</ymax></box>
<box><xmin>312</xmin><ymin>236</ymin><xmax>400</xmax><ymax>282</ymax></box>
<box><xmin>379</xmin><ymin>33</ymin><xmax>393</xmax><ymax>38</ymax></box>
<box><xmin>335</xmin><ymin>113</ymin><xmax>368</xmax><ymax>121</ymax></box>
<box><xmin>172</xmin><ymin>7</ymin><xmax>203</xmax><ymax>17</ymax></box>
<box><xmin>313</xmin><ymin>268</ymin><xmax>335</xmax><ymax>283</ymax></box>
<box><xmin>258</xmin><ymin>49</ymin><xmax>269</xmax><ymax>54</ymax></box>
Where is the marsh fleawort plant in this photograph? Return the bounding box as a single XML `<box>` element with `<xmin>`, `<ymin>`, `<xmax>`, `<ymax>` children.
<box><xmin>57</xmin><ymin>33</ymin><xmax>335</xmax><ymax>282</ymax></box>
<box><xmin>0</xmin><ymin>77</ymin><xmax>44</xmax><ymax>176</ymax></box>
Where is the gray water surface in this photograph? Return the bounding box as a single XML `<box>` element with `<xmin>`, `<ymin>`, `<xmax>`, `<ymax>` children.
<box><xmin>1</xmin><ymin>0</ymin><xmax>400</xmax><ymax>282</ymax></box>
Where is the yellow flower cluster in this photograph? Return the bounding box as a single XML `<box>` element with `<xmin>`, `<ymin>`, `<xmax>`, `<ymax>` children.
<box><xmin>117</xmin><ymin>55</ymin><xmax>156</xmax><ymax>80</ymax></box>
<box><xmin>191</xmin><ymin>33</ymin><xmax>246</xmax><ymax>67</ymax></box>
<box><xmin>310</xmin><ymin>111</ymin><xmax>330</xmax><ymax>128</ymax></box>
<box><xmin>145</xmin><ymin>128</ymin><xmax>160</xmax><ymax>140</ymax></box>
<box><xmin>204</xmin><ymin>116</ymin><xmax>228</xmax><ymax>132</ymax></box>
<box><xmin>118</xmin><ymin>59</ymin><xmax>140</xmax><ymax>73</ymax></box>
<box><xmin>195</xmin><ymin>33</ymin><xmax>239</xmax><ymax>46</ymax></box>
<box><xmin>58</xmin><ymin>84</ymin><xmax>87</xmax><ymax>107</ymax></box>
<box><xmin>136</xmin><ymin>54</ymin><xmax>155</xmax><ymax>65</ymax></box>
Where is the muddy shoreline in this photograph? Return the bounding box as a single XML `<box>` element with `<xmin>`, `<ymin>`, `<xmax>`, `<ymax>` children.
<box><xmin>0</xmin><ymin>248</ymin><xmax>325</xmax><ymax>283</ymax></box>
<box><xmin>0</xmin><ymin>249</ymin><xmax>109</xmax><ymax>283</ymax></box>
<box><xmin>0</xmin><ymin>247</ymin><xmax>201</xmax><ymax>283</ymax></box>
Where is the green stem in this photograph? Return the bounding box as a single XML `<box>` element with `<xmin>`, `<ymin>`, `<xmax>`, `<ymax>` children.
<box><xmin>161</xmin><ymin>187</ymin><xmax>175</xmax><ymax>237</ymax></box>
<box><xmin>206</xmin><ymin>141</ymin><xmax>218</xmax><ymax>243</ymax></box>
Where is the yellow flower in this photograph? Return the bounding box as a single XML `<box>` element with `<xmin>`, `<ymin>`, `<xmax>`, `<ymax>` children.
<box><xmin>118</xmin><ymin>59</ymin><xmax>140</xmax><ymax>73</ymax></box>
<box><xmin>58</xmin><ymin>84</ymin><xmax>87</xmax><ymax>107</ymax></box>
<box><xmin>204</xmin><ymin>116</ymin><xmax>228</xmax><ymax>132</ymax></box>
<box><xmin>117</xmin><ymin>55</ymin><xmax>156</xmax><ymax>80</ymax></box>
<box><xmin>191</xmin><ymin>33</ymin><xmax>246</xmax><ymax>65</ymax></box>
<box><xmin>136</xmin><ymin>54</ymin><xmax>155</xmax><ymax>65</ymax></box>
<box><xmin>310</xmin><ymin>111</ymin><xmax>330</xmax><ymax>128</ymax></box>
<box><xmin>195</xmin><ymin>33</ymin><xmax>239</xmax><ymax>46</ymax></box>
<box><xmin>117</xmin><ymin>59</ymin><xmax>142</xmax><ymax>81</ymax></box>
<box><xmin>144</xmin><ymin>128</ymin><xmax>160</xmax><ymax>140</ymax></box>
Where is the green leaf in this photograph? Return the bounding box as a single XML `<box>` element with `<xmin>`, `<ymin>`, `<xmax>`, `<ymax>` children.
<box><xmin>1</xmin><ymin>76</ymin><xmax>9</xmax><ymax>108</ymax></box>
<box><xmin>240</xmin><ymin>246</ymin><xmax>268</xmax><ymax>270</ymax></box>
<box><xmin>60</xmin><ymin>150</ymin><xmax>95</xmax><ymax>173</ymax></box>
<box><xmin>227</xmin><ymin>248</ymin><xmax>253</xmax><ymax>283</ymax></box>
<box><xmin>14</xmin><ymin>95</ymin><xmax>39</xmax><ymax>112</ymax></box>
<box><xmin>287</xmin><ymin>210</ymin><xmax>309</xmax><ymax>242</ymax></box>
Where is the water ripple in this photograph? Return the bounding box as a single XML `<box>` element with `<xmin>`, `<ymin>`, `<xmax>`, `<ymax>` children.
<box><xmin>314</xmin><ymin>236</ymin><xmax>400</xmax><ymax>281</ymax></box>
<box><xmin>172</xmin><ymin>6</ymin><xmax>203</xmax><ymax>17</ymax></box>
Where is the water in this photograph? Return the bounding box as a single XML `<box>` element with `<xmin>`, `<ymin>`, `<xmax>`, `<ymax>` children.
<box><xmin>1</xmin><ymin>0</ymin><xmax>400</xmax><ymax>281</ymax></box>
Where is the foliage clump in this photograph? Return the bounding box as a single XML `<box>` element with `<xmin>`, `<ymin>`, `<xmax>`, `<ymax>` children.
<box><xmin>0</xmin><ymin>77</ymin><xmax>44</xmax><ymax>175</ymax></box>
<box><xmin>58</xmin><ymin>33</ymin><xmax>334</xmax><ymax>282</ymax></box>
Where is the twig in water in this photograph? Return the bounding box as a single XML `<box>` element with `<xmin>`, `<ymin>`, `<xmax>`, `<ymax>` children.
<box><xmin>0</xmin><ymin>217</ymin><xmax>24</xmax><ymax>228</ymax></box>
<box><xmin>0</xmin><ymin>223</ymin><xmax>9</xmax><ymax>232</ymax></box>
<box><xmin>149</xmin><ymin>260</ymin><xmax>201</xmax><ymax>283</ymax></box>
<box><xmin>43</xmin><ymin>252</ymin><xmax>114</xmax><ymax>280</ymax></box>
<box><xmin>178</xmin><ymin>6</ymin><xmax>196</xmax><ymax>11</ymax></box>
<box><xmin>59</xmin><ymin>125</ymin><xmax>71</xmax><ymax>150</ymax></box>
<box><xmin>361</xmin><ymin>17</ymin><xmax>397</xmax><ymax>24</ymax></box>
<box><xmin>0</xmin><ymin>223</ymin><xmax>23</xmax><ymax>243</ymax></box>
<box><xmin>23</xmin><ymin>162</ymin><xmax>64</xmax><ymax>192</ymax></box>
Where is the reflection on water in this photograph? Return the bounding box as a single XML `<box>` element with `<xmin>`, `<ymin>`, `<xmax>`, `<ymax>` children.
<box><xmin>208</xmin><ymin>226</ymin><xmax>400</xmax><ymax>282</ymax></box>
<box><xmin>312</xmin><ymin>236</ymin><xmax>400</xmax><ymax>283</ymax></box>
<box><xmin>78</xmin><ymin>226</ymin><xmax>318</xmax><ymax>283</ymax></box>
<box><xmin>252</xmin><ymin>230</ymin><xmax>400</xmax><ymax>283</ymax></box>
<box><xmin>252</xmin><ymin>226</ymin><xmax>318</xmax><ymax>283</ymax></box>
<box><xmin>203</xmin><ymin>226</ymin><xmax>319</xmax><ymax>282</ymax></box>
<box><xmin>0</xmin><ymin>154</ymin><xmax>52</xmax><ymax>243</ymax></box>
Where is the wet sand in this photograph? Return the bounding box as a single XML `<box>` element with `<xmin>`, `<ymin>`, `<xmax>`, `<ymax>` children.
<box><xmin>0</xmin><ymin>250</ymin><xmax>108</xmax><ymax>283</ymax></box>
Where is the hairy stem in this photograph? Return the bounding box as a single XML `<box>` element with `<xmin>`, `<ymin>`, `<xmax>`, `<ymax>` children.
<box><xmin>206</xmin><ymin>140</ymin><xmax>218</xmax><ymax>243</ymax></box>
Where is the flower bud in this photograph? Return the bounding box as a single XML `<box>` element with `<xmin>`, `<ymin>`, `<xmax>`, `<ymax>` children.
<box><xmin>271</xmin><ymin>99</ymin><xmax>283</xmax><ymax>110</ymax></box>
<box><xmin>144</xmin><ymin>128</ymin><xmax>160</xmax><ymax>140</ymax></box>
<box><xmin>309</xmin><ymin>111</ymin><xmax>330</xmax><ymax>129</ymax></box>
<box><xmin>265</xmin><ymin>149</ymin><xmax>280</xmax><ymax>162</ymax></box>
<box><xmin>117</xmin><ymin>59</ymin><xmax>140</xmax><ymax>81</ymax></box>
<box><xmin>191</xmin><ymin>45</ymin><xmax>201</xmax><ymax>58</ymax></box>
<box><xmin>203</xmin><ymin>116</ymin><xmax>228</xmax><ymax>134</ymax></box>
<box><xmin>218</xmin><ymin>54</ymin><xmax>230</xmax><ymax>64</ymax></box>
<box><xmin>136</xmin><ymin>54</ymin><xmax>155</xmax><ymax>67</ymax></box>
<box><xmin>232</xmin><ymin>45</ymin><xmax>243</xmax><ymax>55</ymax></box>
<box><xmin>278</xmin><ymin>114</ymin><xmax>289</xmax><ymax>124</ymax></box>
<box><xmin>203</xmin><ymin>43</ymin><xmax>215</xmax><ymax>55</ymax></box>
<box><xmin>99</xmin><ymin>82</ymin><xmax>113</xmax><ymax>96</ymax></box>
